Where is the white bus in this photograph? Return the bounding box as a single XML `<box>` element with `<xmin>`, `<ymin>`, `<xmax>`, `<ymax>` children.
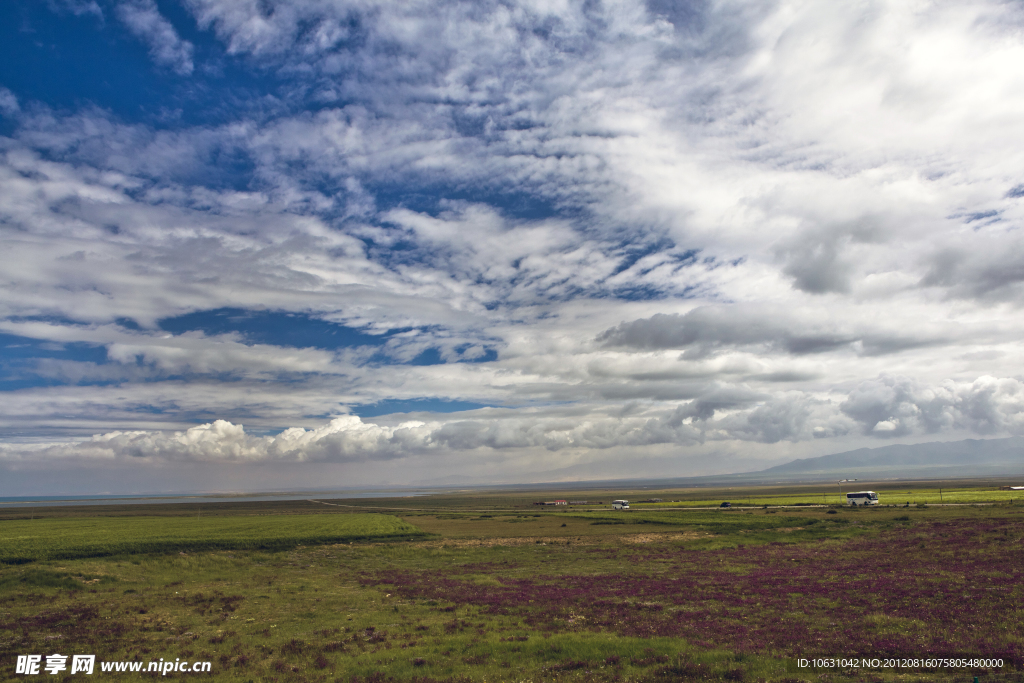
<box><xmin>847</xmin><ymin>491</ymin><xmax>879</xmax><ymax>506</ymax></box>
<box><xmin>612</xmin><ymin>500</ymin><xmax>630</xmax><ymax>510</ymax></box>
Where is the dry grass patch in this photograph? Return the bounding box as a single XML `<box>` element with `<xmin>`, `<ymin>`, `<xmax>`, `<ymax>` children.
<box><xmin>619</xmin><ymin>532</ymin><xmax>707</xmax><ymax>544</ymax></box>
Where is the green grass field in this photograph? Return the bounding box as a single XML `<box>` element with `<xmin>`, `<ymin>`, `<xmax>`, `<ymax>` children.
<box><xmin>0</xmin><ymin>513</ymin><xmax>426</xmax><ymax>563</ymax></box>
<box><xmin>1</xmin><ymin>485</ymin><xmax>1022</xmax><ymax>682</ymax></box>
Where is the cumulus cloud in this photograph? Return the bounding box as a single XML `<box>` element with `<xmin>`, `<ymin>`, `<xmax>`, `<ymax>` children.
<box><xmin>0</xmin><ymin>411</ymin><xmax>698</xmax><ymax>464</ymax></box>
<box><xmin>711</xmin><ymin>393</ymin><xmax>852</xmax><ymax>444</ymax></box>
<box><xmin>7</xmin><ymin>372</ymin><xmax>1024</xmax><ymax>467</ymax></box>
<box><xmin>116</xmin><ymin>0</ymin><xmax>195</xmax><ymax>75</ymax></box>
<box><xmin>0</xmin><ymin>416</ymin><xmax>428</xmax><ymax>463</ymax></box>
<box><xmin>1</xmin><ymin>404</ymin><xmax>703</xmax><ymax>464</ymax></box>
<box><xmin>841</xmin><ymin>375</ymin><xmax>1024</xmax><ymax>437</ymax></box>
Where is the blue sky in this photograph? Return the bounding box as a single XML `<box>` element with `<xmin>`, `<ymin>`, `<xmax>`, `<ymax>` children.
<box><xmin>3</xmin><ymin>0</ymin><xmax>1024</xmax><ymax>494</ymax></box>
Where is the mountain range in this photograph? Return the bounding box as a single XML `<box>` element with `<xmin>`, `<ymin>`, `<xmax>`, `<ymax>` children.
<box><xmin>749</xmin><ymin>436</ymin><xmax>1024</xmax><ymax>481</ymax></box>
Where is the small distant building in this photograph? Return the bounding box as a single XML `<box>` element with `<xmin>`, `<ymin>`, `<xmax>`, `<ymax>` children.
<box><xmin>999</xmin><ymin>486</ymin><xmax>1024</xmax><ymax>490</ymax></box>
<box><xmin>534</xmin><ymin>500</ymin><xmax>568</xmax><ymax>505</ymax></box>
<box><xmin>568</xmin><ymin>501</ymin><xmax>588</xmax><ymax>505</ymax></box>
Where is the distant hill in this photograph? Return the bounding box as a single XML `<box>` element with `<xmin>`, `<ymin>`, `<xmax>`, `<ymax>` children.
<box><xmin>755</xmin><ymin>436</ymin><xmax>1024</xmax><ymax>481</ymax></box>
<box><xmin>416</xmin><ymin>437</ymin><xmax>1024</xmax><ymax>489</ymax></box>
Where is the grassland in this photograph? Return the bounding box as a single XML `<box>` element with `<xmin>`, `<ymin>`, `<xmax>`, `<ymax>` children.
<box><xmin>629</xmin><ymin>486</ymin><xmax>1024</xmax><ymax>508</ymax></box>
<box><xmin>1</xmin><ymin>483</ymin><xmax>1022</xmax><ymax>682</ymax></box>
<box><xmin>0</xmin><ymin>514</ymin><xmax>425</xmax><ymax>564</ymax></box>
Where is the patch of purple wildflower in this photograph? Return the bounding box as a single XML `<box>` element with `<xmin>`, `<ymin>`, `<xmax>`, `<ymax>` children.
<box><xmin>366</xmin><ymin>519</ymin><xmax>1024</xmax><ymax>664</ymax></box>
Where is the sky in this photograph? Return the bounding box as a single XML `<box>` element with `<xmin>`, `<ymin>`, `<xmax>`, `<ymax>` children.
<box><xmin>3</xmin><ymin>0</ymin><xmax>1024</xmax><ymax>495</ymax></box>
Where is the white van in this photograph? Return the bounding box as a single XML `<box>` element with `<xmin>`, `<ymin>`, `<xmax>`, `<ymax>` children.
<box><xmin>612</xmin><ymin>500</ymin><xmax>630</xmax><ymax>510</ymax></box>
<box><xmin>847</xmin><ymin>491</ymin><xmax>879</xmax><ymax>506</ymax></box>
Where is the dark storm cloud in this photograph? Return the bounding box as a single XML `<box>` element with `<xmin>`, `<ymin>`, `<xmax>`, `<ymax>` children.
<box><xmin>921</xmin><ymin>244</ymin><xmax>1024</xmax><ymax>301</ymax></box>
<box><xmin>596</xmin><ymin>305</ymin><xmax>937</xmax><ymax>358</ymax></box>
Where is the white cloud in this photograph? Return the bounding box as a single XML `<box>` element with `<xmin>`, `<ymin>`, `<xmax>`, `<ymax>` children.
<box><xmin>841</xmin><ymin>375</ymin><xmax>1024</xmax><ymax>437</ymax></box>
<box><xmin>0</xmin><ymin>409</ymin><xmax>702</xmax><ymax>464</ymax></box>
<box><xmin>6</xmin><ymin>373</ymin><xmax>1024</xmax><ymax>470</ymax></box>
<box><xmin>0</xmin><ymin>88</ymin><xmax>19</xmax><ymax>117</ymax></box>
<box><xmin>47</xmin><ymin>0</ymin><xmax>103</xmax><ymax>19</ymax></box>
<box><xmin>6</xmin><ymin>0</ymin><xmax>1024</xmax><ymax>488</ymax></box>
<box><xmin>116</xmin><ymin>0</ymin><xmax>195</xmax><ymax>75</ymax></box>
